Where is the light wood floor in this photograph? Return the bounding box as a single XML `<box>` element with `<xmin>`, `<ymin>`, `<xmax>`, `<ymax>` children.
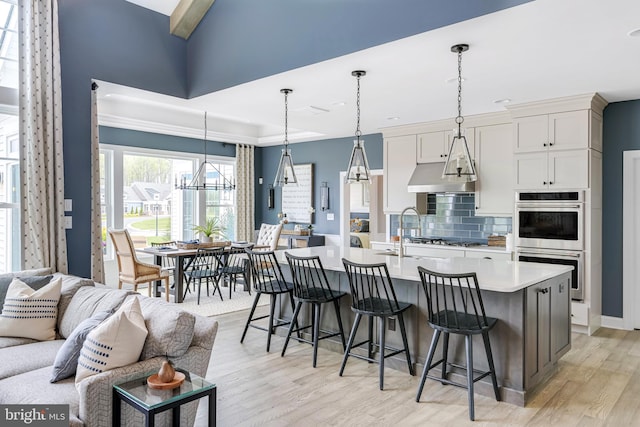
<box><xmin>195</xmin><ymin>306</ymin><xmax>640</xmax><ymax>426</ymax></box>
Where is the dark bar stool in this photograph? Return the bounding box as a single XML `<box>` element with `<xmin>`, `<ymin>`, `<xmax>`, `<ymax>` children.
<box><xmin>416</xmin><ymin>266</ymin><xmax>501</xmax><ymax>421</ymax></box>
<box><xmin>242</xmin><ymin>249</ymin><xmax>296</xmax><ymax>352</ymax></box>
<box><xmin>339</xmin><ymin>258</ymin><xmax>415</xmax><ymax>390</ymax></box>
<box><xmin>282</xmin><ymin>252</ymin><xmax>347</xmax><ymax>367</ymax></box>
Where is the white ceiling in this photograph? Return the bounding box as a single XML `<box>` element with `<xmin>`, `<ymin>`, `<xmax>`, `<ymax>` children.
<box><xmin>103</xmin><ymin>0</ymin><xmax>640</xmax><ymax>146</ymax></box>
<box><xmin>125</xmin><ymin>0</ymin><xmax>181</xmax><ymax>16</ymax></box>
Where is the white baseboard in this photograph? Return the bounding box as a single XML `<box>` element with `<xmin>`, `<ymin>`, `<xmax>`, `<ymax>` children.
<box><xmin>601</xmin><ymin>315</ymin><xmax>630</xmax><ymax>330</ymax></box>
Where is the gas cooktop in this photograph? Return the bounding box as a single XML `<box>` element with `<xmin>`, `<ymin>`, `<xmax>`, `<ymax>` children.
<box><xmin>408</xmin><ymin>237</ymin><xmax>483</xmax><ymax>247</ymax></box>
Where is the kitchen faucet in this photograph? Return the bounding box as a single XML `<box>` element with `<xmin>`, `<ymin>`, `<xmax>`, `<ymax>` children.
<box><xmin>399</xmin><ymin>206</ymin><xmax>421</xmax><ymax>258</ymax></box>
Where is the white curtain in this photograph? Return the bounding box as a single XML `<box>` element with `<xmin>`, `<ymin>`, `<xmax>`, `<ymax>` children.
<box><xmin>90</xmin><ymin>83</ymin><xmax>104</xmax><ymax>283</ymax></box>
<box><xmin>235</xmin><ymin>145</ymin><xmax>255</xmax><ymax>242</ymax></box>
<box><xmin>19</xmin><ymin>0</ymin><xmax>68</xmax><ymax>273</ymax></box>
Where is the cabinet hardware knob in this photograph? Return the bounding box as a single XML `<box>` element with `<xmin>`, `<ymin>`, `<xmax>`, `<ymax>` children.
<box><xmin>444</xmin><ymin>154</ymin><xmax>448</xmax><ymax>157</ymax></box>
<box><xmin>549</xmin><ymin>142</ymin><xmax>554</xmax><ymax>146</ymax></box>
<box><xmin>543</xmin><ymin>181</ymin><xmax>547</xmax><ymax>185</ymax></box>
<box><xmin>543</xmin><ymin>143</ymin><xmax>547</xmax><ymax>147</ymax></box>
<box><xmin>475</xmin><ymin>206</ymin><xmax>478</xmax><ymax>210</ymax></box>
<box><xmin>549</xmin><ymin>182</ymin><xmax>553</xmax><ymax>185</ymax></box>
<box><xmin>440</xmin><ymin>154</ymin><xmax>443</xmax><ymax>158</ymax></box>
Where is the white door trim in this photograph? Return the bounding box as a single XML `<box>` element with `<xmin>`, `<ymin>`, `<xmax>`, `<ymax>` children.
<box><xmin>623</xmin><ymin>150</ymin><xmax>640</xmax><ymax>329</ymax></box>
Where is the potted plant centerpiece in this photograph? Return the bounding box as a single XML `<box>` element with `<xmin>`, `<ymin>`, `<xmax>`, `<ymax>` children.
<box><xmin>192</xmin><ymin>217</ymin><xmax>225</xmax><ymax>243</ymax></box>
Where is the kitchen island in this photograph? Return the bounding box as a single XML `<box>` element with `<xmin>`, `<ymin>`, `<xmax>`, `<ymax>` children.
<box><xmin>272</xmin><ymin>246</ymin><xmax>573</xmax><ymax>406</ymax></box>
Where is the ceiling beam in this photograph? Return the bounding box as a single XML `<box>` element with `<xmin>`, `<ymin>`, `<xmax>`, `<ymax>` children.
<box><xmin>170</xmin><ymin>0</ymin><xmax>215</xmax><ymax>40</ymax></box>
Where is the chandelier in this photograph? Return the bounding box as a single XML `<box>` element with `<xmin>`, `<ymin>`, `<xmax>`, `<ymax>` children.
<box><xmin>176</xmin><ymin>111</ymin><xmax>236</xmax><ymax>191</ymax></box>
<box><xmin>345</xmin><ymin>70</ymin><xmax>371</xmax><ymax>184</ymax></box>
<box><xmin>274</xmin><ymin>88</ymin><xmax>298</xmax><ymax>186</ymax></box>
<box><xmin>442</xmin><ymin>44</ymin><xmax>477</xmax><ymax>182</ymax></box>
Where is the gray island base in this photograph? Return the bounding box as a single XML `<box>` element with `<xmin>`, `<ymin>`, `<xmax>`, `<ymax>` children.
<box><xmin>272</xmin><ymin>246</ymin><xmax>572</xmax><ymax>407</ymax></box>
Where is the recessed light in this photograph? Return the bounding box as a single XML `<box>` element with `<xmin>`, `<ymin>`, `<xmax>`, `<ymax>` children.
<box><xmin>332</xmin><ymin>101</ymin><xmax>346</xmax><ymax>106</ymax></box>
<box><xmin>628</xmin><ymin>28</ymin><xmax>640</xmax><ymax>37</ymax></box>
<box><xmin>387</xmin><ymin>117</ymin><xmax>400</xmax><ymax>121</ymax></box>
<box><xmin>493</xmin><ymin>98</ymin><xmax>511</xmax><ymax>104</ymax></box>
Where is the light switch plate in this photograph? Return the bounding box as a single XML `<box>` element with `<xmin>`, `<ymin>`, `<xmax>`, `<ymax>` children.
<box><xmin>64</xmin><ymin>216</ymin><xmax>72</xmax><ymax>229</ymax></box>
<box><xmin>64</xmin><ymin>199</ymin><xmax>72</xmax><ymax>212</ymax></box>
<box><xmin>327</xmin><ymin>213</ymin><xmax>335</xmax><ymax>221</ymax></box>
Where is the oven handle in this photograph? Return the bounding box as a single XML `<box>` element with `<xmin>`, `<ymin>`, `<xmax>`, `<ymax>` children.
<box><xmin>515</xmin><ymin>204</ymin><xmax>582</xmax><ymax>209</ymax></box>
<box><xmin>517</xmin><ymin>250</ymin><xmax>583</xmax><ymax>259</ymax></box>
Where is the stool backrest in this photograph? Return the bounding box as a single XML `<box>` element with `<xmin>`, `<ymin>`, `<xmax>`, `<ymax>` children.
<box><xmin>285</xmin><ymin>253</ymin><xmax>336</xmax><ymax>300</ymax></box>
<box><xmin>341</xmin><ymin>258</ymin><xmax>401</xmax><ymax>312</ymax></box>
<box><xmin>246</xmin><ymin>249</ymin><xmax>289</xmax><ymax>292</ymax></box>
<box><xmin>417</xmin><ymin>266</ymin><xmax>489</xmax><ymax>330</ymax></box>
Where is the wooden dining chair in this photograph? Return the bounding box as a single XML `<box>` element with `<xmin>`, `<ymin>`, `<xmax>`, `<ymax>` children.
<box><xmin>108</xmin><ymin>229</ymin><xmax>170</xmax><ymax>301</ymax></box>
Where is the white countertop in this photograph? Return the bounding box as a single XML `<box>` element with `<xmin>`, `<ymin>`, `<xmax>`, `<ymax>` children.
<box><xmin>274</xmin><ymin>246</ymin><xmax>572</xmax><ymax>293</ymax></box>
<box><xmin>370</xmin><ymin>240</ymin><xmax>511</xmax><ymax>254</ymax></box>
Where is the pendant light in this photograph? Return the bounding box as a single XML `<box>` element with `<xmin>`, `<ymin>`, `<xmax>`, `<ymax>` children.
<box><xmin>345</xmin><ymin>70</ymin><xmax>371</xmax><ymax>184</ymax></box>
<box><xmin>442</xmin><ymin>44</ymin><xmax>477</xmax><ymax>182</ymax></box>
<box><xmin>274</xmin><ymin>88</ymin><xmax>298</xmax><ymax>186</ymax></box>
<box><xmin>176</xmin><ymin>111</ymin><xmax>236</xmax><ymax>191</ymax></box>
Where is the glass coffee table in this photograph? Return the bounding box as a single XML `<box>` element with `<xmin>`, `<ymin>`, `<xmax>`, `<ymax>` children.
<box><xmin>112</xmin><ymin>369</ymin><xmax>216</xmax><ymax>427</ymax></box>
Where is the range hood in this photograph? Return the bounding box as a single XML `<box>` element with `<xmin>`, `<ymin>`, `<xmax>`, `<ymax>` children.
<box><xmin>407</xmin><ymin>162</ymin><xmax>475</xmax><ymax>193</ymax></box>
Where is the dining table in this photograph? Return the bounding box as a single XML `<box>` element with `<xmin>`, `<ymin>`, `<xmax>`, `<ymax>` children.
<box><xmin>138</xmin><ymin>244</ymin><xmax>266</xmax><ymax>303</ymax></box>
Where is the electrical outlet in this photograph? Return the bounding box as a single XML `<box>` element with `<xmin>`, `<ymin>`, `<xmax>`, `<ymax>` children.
<box><xmin>388</xmin><ymin>317</ymin><xmax>396</xmax><ymax>331</ymax></box>
<box><xmin>327</xmin><ymin>213</ymin><xmax>335</xmax><ymax>221</ymax></box>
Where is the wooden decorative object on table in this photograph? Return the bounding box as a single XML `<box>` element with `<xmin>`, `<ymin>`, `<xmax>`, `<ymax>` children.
<box><xmin>176</xmin><ymin>241</ymin><xmax>230</xmax><ymax>249</ymax></box>
<box><xmin>147</xmin><ymin>360</ymin><xmax>185</xmax><ymax>390</ymax></box>
<box><xmin>281</xmin><ymin>229</ymin><xmax>309</xmax><ymax>236</ymax></box>
<box><xmin>487</xmin><ymin>235</ymin><xmax>506</xmax><ymax>247</ymax></box>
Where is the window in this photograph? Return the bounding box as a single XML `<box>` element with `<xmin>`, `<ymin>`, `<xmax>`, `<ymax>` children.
<box><xmin>0</xmin><ymin>0</ymin><xmax>17</xmax><ymax>273</ymax></box>
<box><xmin>100</xmin><ymin>145</ymin><xmax>236</xmax><ymax>256</ymax></box>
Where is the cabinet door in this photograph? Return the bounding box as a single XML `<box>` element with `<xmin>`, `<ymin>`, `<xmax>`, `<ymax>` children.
<box><xmin>514</xmin><ymin>152</ymin><xmax>549</xmax><ymax>190</ymax></box>
<box><xmin>474</xmin><ymin>124</ymin><xmax>512</xmax><ymax>216</ymax></box>
<box><xmin>548</xmin><ymin>150</ymin><xmax>588</xmax><ymax>189</ymax></box>
<box><xmin>513</xmin><ymin>115</ymin><xmax>548</xmax><ymax>153</ymax></box>
<box><xmin>525</xmin><ymin>283</ymin><xmax>553</xmax><ymax>388</ymax></box>
<box><xmin>417</xmin><ymin>131</ymin><xmax>446</xmax><ymax>163</ymax></box>
<box><xmin>384</xmin><ymin>135</ymin><xmax>417</xmax><ymax>213</ymax></box>
<box><xmin>551</xmin><ymin>274</ymin><xmax>571</xmax><ymax>360</ymax></box>
<box><xmin>549</xmin><ymin>110</ymin><xmax>589</xmax><ymax>151</ymax></box>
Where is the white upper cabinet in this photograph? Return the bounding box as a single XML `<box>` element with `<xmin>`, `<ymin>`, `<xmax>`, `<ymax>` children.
<box><xmin>514</xmin><ymin>150</ymin><xmax>588</xmax><ymax>190</ymax></box>
<box><xmin>383</xmin><ymin>134</ymin><xmax>418</xmax><ymax>213</ymax></box>
<box><xmin>417</xmin><ymin>129</ymin><xmax>475</xmax><ymax>163</ymax></box>
<box><xmin>514</xmin><ymin>110</ymin><xmax>590</xmax><ymax>153</ymax></box>
<box><xmin>474</xmin><ymin>123</ymin><xmax>513</xmax><ymax>216</ymax></box>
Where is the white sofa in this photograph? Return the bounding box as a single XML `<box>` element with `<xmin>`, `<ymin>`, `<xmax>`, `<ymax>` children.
<box><xmin>0</xmin><ymin>269</ymin><xmax>218</xmax><ymax>427</ymax></box>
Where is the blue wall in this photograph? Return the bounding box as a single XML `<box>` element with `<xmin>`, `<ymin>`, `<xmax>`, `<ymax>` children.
<box><xmin>187</xmin><ymin>0</ymin><xmax>532</xmax><ymax>97</ymax></box>
<box><xmin>256</xmin><ymin>134</ymin><xmax>383</xmax><ymax>234</ymax></box>
<box><xmin>59</xmin><ymin>0</ymin><xmax>187</xmax><ymax>277</ymax></box>
<box><xmin>602</xmin><ymin>100</ymin><xmax>640</xmax><ymax>318</ymax></box>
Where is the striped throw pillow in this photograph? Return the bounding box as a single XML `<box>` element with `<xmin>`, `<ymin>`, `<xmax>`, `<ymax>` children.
<box><xmin>0</xmin><ymin>277</ymin><xmax>61</xmax><ymax>340</ymax></box>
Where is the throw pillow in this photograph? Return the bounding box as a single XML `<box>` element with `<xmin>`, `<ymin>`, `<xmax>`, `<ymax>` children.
<box><xmin>75</xmin><ymin>296</ymin><xmax>148</xmax><ymax>385</ymax></box>
<box><xmin>0</xmin><ymin>277</ymin><xmax>62</xmax><ymax>341</ymax></box>
<box><xmin>50</xmin><ymin>309</ymin><xmax>114</xmax><ymax>383</ymax></box>
<box><xmin>0</xmin><ymin>275</ymin><xmax>53</xmax><ymax>310</ymax></box>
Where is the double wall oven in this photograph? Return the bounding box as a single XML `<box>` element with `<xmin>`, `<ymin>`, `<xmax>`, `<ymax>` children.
<box><xmin>515</xmin><ymin>191</ymin><xmax>584</xmax><ymax>300</ymax></box>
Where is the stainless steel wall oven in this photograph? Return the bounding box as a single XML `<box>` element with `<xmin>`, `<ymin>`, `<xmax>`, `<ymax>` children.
<box><xmin>515</xmin><ymin>191</ymin><xmax>584</xmax><ymax>300</ymax></box>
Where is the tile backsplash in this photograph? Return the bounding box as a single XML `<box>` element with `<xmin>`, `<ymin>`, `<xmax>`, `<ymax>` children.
<box><xmin>390</xmin><ymin>193</ymin><xmax>512</xmax><ymax>243</ymax></box>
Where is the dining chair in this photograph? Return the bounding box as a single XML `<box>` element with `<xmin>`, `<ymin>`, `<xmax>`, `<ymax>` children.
<box><xmin>108</xmin><ymin>229</ymin><xmax>170</xmax><ymax>301</ymax></box>
<box><xmin>255</xmin><ymin>223</ymin><xmax>283</xmax><ymax>251</ymax></box>
<box><xmin>283</xmin><ymin>252</ymin><xmax>347</xmax><ymax>367</ymax></box>
<box><xmin>340</xmin><ymin>258</ymin><xmax>414</xmax><ymax>390</ymax></box>
<box><xmin>219</xmin><ymin>243</ymin><xmax>254</xmax><ymax>298</ymax></box>
<box><xmin>242</xmin><ymin>249</ymin><xmax>295</xmax><ymax>352</ymax></box>
<box><xmin>183</xmin><ymin>247</ymin><xmax>225</xmax><ymax>305</ymax></box>
<box><xmin>416</xmin><ymin>266</ymin><xmax>500</xmax><ymax>421</ymax></box>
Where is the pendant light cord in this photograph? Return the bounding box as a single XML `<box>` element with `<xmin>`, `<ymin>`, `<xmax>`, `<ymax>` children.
<box><xmin>203</xmin><ymin>111</ymin><xmax>208</xmax><ymax>163</ymax></box>
<box><xmin>284</xmin><ymin>90</ymin><xmax>289</xmax><ymax>147</ymax></box>
<box><xmin>456</xmin><ymin>48</ymin><xmax>464</xmax><ymax>134</ymax></box>
<box><xmin>355</xmin><ymin>73</ymin><xmax>362</xmax><ymax>139</ymax></box>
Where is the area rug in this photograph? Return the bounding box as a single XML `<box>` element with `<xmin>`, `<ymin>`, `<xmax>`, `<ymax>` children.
<box><xmin>169</xmin><ymin>285</ymin><xmax>267</xmax><ymax>318</ymax></box>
